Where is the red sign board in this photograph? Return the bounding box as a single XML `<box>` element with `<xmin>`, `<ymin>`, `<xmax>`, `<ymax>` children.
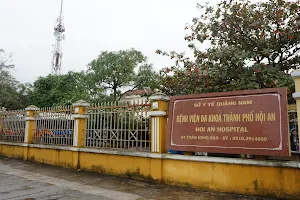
<box><xmin>167</xmin><ymin>88</ymin><xmax>290</xmax><ymax>156</ymax></box>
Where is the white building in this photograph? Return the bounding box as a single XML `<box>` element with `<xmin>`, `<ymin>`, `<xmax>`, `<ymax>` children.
<box><xmin>120</xmin><ymin>88</ymin><xmax>152</xmax><ymax>105</ymax></box>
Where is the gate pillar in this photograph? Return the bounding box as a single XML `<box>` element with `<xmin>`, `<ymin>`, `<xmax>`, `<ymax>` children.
<box><xmin>24</xmin><ymin>105</ymin><xmax>39</xmax><ymax>144</ymax></box>
<box><xmin>72</xmin><ymin>100</ymin><xmax>89</xmax><ymax>147</ymax></box>
<box><xmin>148</xmin><ymin>93</ymin><xmax>169</xmax><ymax>154</ymax></box>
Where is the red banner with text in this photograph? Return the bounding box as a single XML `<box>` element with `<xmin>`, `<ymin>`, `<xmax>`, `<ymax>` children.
<box><xmin>167</xmin><ymin>88</ymin><xmax>290</xmax><ymax>156</ymax></box>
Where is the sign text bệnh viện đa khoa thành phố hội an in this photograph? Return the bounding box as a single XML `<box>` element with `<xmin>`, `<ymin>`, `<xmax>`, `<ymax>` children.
<box><xmin>168</xmin><ymin>88</ymin><xmax>290</xmax><ymax>156</ymax></box>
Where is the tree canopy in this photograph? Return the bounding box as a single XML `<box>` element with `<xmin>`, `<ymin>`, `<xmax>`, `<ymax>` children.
<box><xmin>157</xmin><ymin>0</ymin><xmax>300</xmax><ymax>103</ymax></box>
<box><xmin>29</xmin><ymin>72</ymin><xmax>91</xmax><ymax>107</ymax></box>
<box><xmin>135</xmin><ymin>64</ymin><xmax>159</xmax><ymax>91</ymax></box>
<box><xmin>0</xmin><ymin>49</ymin><xmax>29</xmax><ymax>110</ymax></box>
<box><xmin>28</xmin><ymin>48</ymin><xmax>159</xmax><ymax>107</ymax></box>
<box><xmin>88</xmin><ymin>48</ymin><xmax>158</xmax><ymax>100</ymax></box>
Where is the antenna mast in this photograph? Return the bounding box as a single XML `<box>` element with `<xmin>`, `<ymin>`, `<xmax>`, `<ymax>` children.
<box><xmin>51</xmin><ymin>0</ymin><xmax>65</xmax><ymax>75</ymax></box>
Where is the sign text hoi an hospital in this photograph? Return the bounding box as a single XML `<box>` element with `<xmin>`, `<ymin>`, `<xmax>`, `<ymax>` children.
<box><xmin>168</xmin><ymin>88</ymin><xmax>290</xmax><ymax>156</ymax></box>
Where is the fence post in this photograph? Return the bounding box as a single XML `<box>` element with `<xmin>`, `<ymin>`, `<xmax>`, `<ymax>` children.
<box><xmin>291</xmin><ymin>71</ymin><xmax>300</xmax><ymax>158</ymax></box>
<box><xmin>148</xmin><ymin>93</ymin><xmax>169</xmax><ymax>154</ymax></box>
<box><xmin>72</xmin><ymin>100</ymin><xmax>89</xmax><ymax>147</ymax></box>
<box><xmin>24</xmin><ymin>105</ymin><xmax>39</xmax><ymax>144</ymax></box>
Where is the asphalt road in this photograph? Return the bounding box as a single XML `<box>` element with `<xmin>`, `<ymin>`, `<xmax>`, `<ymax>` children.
<box><xmin>0</xmin><ymin>157</ymin><xmax>277</xmax><ymax>200</ymax></box>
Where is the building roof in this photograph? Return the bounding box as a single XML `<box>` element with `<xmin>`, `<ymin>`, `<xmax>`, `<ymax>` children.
<box><xmin>124</xmin><ymin>88</ymin><xmax>152</xmax><ymax>97</ymax></box>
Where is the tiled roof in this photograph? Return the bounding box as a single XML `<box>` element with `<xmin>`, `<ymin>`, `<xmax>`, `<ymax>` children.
<box><xmin>124</xmin><ymin>88</ymin><xmax>152</xmax><ymax>96</ymax></box>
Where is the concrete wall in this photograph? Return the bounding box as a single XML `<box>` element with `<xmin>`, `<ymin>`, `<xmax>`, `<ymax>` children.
<box><xmin>1</xmin><ymin>142</ymin><xmax>300</xmax><ymax>199</ymax></box>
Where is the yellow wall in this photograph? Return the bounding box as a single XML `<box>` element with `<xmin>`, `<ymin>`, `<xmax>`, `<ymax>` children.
<box><xmin>0</xmin><ymin>144</ymin><xmax>25</xmax><ymax>159</ymax></box>
<box><xmin>79</xmin><ymin>152</ymin><xmax>152</xmax><ymax>179</ymax></box>
<box><xmin>27</xmin><ymin>147</ymin><xmax>77</xmax><ymax>169</ymax></box>
<box><xmin>162</xmin><ymin>159</ymin><xmax>300</xmax><ymax>198</ymax></box>
<box><xmin>0</xmin><ymin>143</ymin><xmax>299</xmax><ymax>199</ymax></box>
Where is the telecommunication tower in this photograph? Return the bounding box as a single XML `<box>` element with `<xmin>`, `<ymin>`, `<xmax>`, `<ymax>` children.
<box><xmin>51</xmin><ymin>0</ymin><xmax>65</xmax><ymax>75</ymax></box>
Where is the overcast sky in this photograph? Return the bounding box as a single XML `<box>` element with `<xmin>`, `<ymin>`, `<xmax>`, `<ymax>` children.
<box><xmin>0</xmin><ymin>0</ymin><xmax>218</xmax><ymax>83</ymax></box>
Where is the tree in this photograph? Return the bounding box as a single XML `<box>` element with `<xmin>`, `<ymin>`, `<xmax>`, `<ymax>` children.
<box><xmin>157</xmin><ymin>0</ymin><xmax>299</xmax><ymax>102</ymax></box>
<box><xmin>16</xmin><ymin>83</ymin><xmax>32</xmax><ymax>108</ymax></box>
<box><xmin>135</xmin><ymin>64</ymin><xmax>159</xmax><ymax>90</ymax></box>
<box><xmin>0</xmin><ymin>49</ymin><xmax>29</xmax><ymax>110</ymax></box>
<box><xmin>88</xmin><ymin>48</ymin><xmax>153</xmax><ymax>100</ymax></box>
<box><xmin>30</xmin><ymin>71</ymin><xmax>91</xmax><ymax>107</ymax></box>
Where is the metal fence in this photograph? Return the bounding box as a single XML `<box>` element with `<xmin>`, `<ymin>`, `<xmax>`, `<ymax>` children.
<box><xmin>85</xmin><ymin>100</ymin><xmax>151</xmax><ymax>151</ymax></box>
<box><xmin>0</xmin><ymin>110</ymin><xmax>26</xmax><ymax>142</ymax></box>
<box><xmin>289</xmin><ymin>110</ymin><xmax>297</xmax><ymax>132</ymax></box>
<box><xmin>288</xmin><ymin>110</ymin><xmax>299</xmax><ymax>153</ymax></box>
<box><xmin>32</xmin><ymin>106</ymin><xmax>74</xmax><ymax>146</ymax></box>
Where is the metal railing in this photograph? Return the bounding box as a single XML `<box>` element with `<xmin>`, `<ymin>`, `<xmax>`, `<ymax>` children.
<box><xmin>32</xmin><ymin>106</ymin><xmax>74</xmax><ymax>146</ymax></box>
<box><xmin>0</xmin><ymin>110</ymin><xmax>26</xmax><ymax>142</ymax></box>
<box><xmin>85</xmin><ymin>100</ymin><xmax>151</xmax><ymax>151</ymax></box>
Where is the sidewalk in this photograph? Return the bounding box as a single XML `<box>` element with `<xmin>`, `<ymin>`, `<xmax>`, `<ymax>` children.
<box><xmin>0</xmin><ymin>157</ymin><xmax>276</xmax><ymax>200</ymax></box>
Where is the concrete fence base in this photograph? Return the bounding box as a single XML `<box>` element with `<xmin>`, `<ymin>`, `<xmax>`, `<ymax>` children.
<box><xmin>0</xmin><ymin>142</ymin><xmax>300</xmax><ymax>199</ymax></box>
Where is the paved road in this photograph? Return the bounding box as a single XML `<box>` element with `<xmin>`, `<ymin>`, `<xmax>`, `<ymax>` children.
<box><xmin>0</xmin><ymin>157</ymin><xmax>276</xmax><ymax>200</ymax></box>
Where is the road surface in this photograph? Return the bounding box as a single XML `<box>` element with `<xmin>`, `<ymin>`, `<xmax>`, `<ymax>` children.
<box><xmin>0</xmin><ymin>157</ymin><xmax>276</xmax><ymax>200</ymax></box>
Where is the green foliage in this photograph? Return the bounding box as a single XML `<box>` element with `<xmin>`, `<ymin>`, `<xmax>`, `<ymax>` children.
<box><xmin>157</xmin><ymin>0</ymin><xmax>299</xmax><ymax>103</ymax></box>
<box><xmin>136</xmin><ymin>64</ymin><xmax>159</xmax><ymax>90</ymax></box>
<box><xmin>2</xmin><ymin>47</ymin><xmax>158</xmax><ymax>108</ymax></box>
<box><xmin>29</xmin><ymin>71</ymin><xmax>91</xmax><ymax>107</ymax></box>
<box><xmin>15</xmin><ymin>83</ymin><xmax>32</xmax><ymax>108</ymax></box>
<box><xmin>88</xmin><ymin>48</ymin><xmax>157</xmax><ymax>100</ymax></box>
<box><xmin>0</xmin><ymin>49</ymin><xmax>29</xmax><ymax>110</ymax></box>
